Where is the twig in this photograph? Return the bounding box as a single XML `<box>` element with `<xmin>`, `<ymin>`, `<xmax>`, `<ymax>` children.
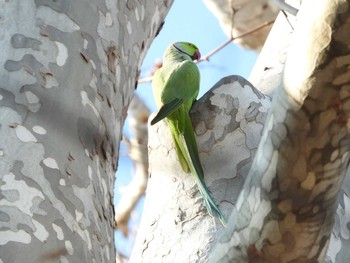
<box><xmin>137</xmin><ymin>19</ymin><xmax>275</xmax><ymax>83</ymax></box>
<box><xmin>275</xmin><ymin>0</ymin><xmax>298</xmax><ymax>16</ymax></box>
<box><xmin>199</xmin><ymin>19</ymin><xmax>275</xmax><ymax>62</ymax></box>
<box><xmin>137</xmin><ymin>76</ymin><xmax>153</xmax><ymax>84</ymax></box>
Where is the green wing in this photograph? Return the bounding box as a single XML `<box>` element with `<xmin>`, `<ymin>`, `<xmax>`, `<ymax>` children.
<box><xmin>151</xmin><ymin>60</ymin><xmax>200</xmax><ymax>124</ymax></box>
<box><xmin>160</xmin><ymin>60</ymin><xmax>199</xmax><ymax>107</ymax></box>
<box><xmin>150</xmin><ymin>98</ymin><xmax>183</xmax><ymax>125</ymax></box>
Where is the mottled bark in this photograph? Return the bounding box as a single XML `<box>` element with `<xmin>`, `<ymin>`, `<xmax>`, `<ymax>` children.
<box><xmin>134</xmin><ymin>0</ymin><xmax>350</xmax><ymax>262</ymax></box>
<box><xmin>131</xmin><ymin>76</ymin><xmax>271</xmax><ymax>262</ymax></box>
<box><xmin>211</xmin><ymin>0</ymin><xmax>350</xmax><ymax>262</ymax></box>
<box><xmin>250</xmin><ymin>5</ymin><xmax>350</xmax><ymax>262</ymax></box>
<box><xmin>0</xmin><ymin>1</ymin><xmax>171</xmax><ymax>262</ymax></box>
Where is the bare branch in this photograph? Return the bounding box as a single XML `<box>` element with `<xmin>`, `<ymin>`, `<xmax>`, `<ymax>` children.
<box><xmin>115</xmin><ymin>94</ymin><xmax>151</xmax><ymax>236</ymax></box>
<box><xmin>199</xmin><ymin>20</ymin><xmax>275</xmax><ymax>62</ymax></box>
<box><xmin>137</xmin><ymin>20</ymin><xmax>275</xmax><ymax>84</ymax></box>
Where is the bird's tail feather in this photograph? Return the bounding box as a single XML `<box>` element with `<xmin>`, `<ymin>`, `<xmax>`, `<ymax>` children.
<box><xmin>180</xmin><ymin>115</ymin><xmax>226</xmax><ymax>225</ymax></box>
<box><xmin>191</xmin><ymin>163</ymin><xmax>227</xmax><ymax>226</ymax></box>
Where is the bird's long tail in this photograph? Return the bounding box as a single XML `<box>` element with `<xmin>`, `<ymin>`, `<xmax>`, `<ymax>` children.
<box><xmin>180</xmin><ymin>133</ymin><xmax>226</xmax><ymax>226</ymax></box>
<box><xmin>172</xmin><ymin>113</ymin><xmax>226</xmax><ymax>225</ymax></box>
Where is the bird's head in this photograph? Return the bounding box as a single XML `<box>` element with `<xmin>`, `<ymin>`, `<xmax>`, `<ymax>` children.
<box><xmin>173</xmin><ymin>42</ymin><xmax>201</xmax><ymax>61</ymax></box>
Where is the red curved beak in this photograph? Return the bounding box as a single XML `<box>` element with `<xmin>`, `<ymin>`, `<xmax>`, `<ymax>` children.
<box><xmin>192</xmin><ymin>50</ymin><xmax>201</xmax><ymax>61</ymax></box>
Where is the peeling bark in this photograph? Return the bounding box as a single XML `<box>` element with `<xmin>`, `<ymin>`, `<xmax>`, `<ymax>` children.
<box><xmin>211</xmin><ymin>0</ymin><xmax>350</xmax><ymax>262</ymax></box>
<box><xmin>134</xmin><ymin>0</ymin><xmax>350</xmax><ymax>262</ymax></box>
<box><xmin>131</xmin><ymin>76</ymin><xmax>271</xmax><ymax>262</ymax></box>
<box><xmin>0</xmin><ymin>1</ymin><xmax>172</xmax><ymax>262</ymax></box>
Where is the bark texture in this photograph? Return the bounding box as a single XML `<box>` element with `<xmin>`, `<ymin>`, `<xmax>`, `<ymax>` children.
<box><xmin>131</xmin><ymin>76</ymin><xmax>271</xmax><ymax>262</ymax></box>
<box><xmin>0</xmin><ymin>1</ymin><xmax>171</xmax><ymax>262</ymax></box>
<box><xmin>134</xmin><ymin>0</ymin><xmax>350</xmax><ymax>262</ymax></box>
<box><xmin>211</xmin><ymin>0</ymin><xmax>350</xmax><ymax>262</ymax></box>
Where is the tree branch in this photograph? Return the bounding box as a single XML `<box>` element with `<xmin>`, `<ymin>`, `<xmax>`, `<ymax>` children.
<box><xmin>199</xmin><ymin>20</ymin><xmax>275</xmax><ymax>62</ymax></box>
<box><xmin>137</xmin><ymin>19</ymin><xmax>275</xmax><ymax>84</ymax></box>
<box><xmin>210</xmin><ymin>0</ymin><xmax>350</xmax><ymax>261</ymax></box>
<box><xmin>115</xmin><ymin>94</ymin><xmax>150</xmax><ymax>236</ymax></box>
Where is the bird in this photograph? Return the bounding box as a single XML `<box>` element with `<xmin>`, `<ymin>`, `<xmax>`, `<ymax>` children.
<box><xmin>150</xmin><ymin>42</ymin><xmax>226</xmax><ymax>225</ymax></box>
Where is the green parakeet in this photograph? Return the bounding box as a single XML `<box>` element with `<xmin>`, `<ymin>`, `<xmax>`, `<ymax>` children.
<box><xmin>150</xmin><ymin>42</ymin><xmax>226</xmax><ymax>225</ymax></box>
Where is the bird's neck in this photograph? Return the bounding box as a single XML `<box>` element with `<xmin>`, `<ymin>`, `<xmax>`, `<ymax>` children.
<box><xmin>163</xmin><ymin>47</ymin><xmax>191</xmax><ymax>65</ymax></box>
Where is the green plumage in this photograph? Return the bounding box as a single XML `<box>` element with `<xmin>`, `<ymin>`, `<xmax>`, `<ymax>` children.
<box><xmin>150</xmin><ymin>42</ymin><xmax>226</xmax><ymax>225</ymax></box>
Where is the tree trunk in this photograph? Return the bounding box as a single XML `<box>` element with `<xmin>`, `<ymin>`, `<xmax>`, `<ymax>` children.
<box><xmin>211</xmin><ymin>1</ymin><xmax>350</xmax><ymax>261</ymax></box>
<box><xmin>132</xmin><ymin>0</ymin><xmax>350</xmax><ymax>262</ymax></box>
<box><xmin>0</xmin><ymin>1</ymin><xmax>171</xmax><ymax>262</ymax></box>
<box><xmin>131</xmin><ymin>76</ymin><xmax>271</xmax><ymax>262</ymax></box>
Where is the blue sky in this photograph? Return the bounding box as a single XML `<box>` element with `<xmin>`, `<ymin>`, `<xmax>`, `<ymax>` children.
<box><xmin>115</xmin><ymin>0</ymin><xmax>258</xmax><ymax>256</ymax></box>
